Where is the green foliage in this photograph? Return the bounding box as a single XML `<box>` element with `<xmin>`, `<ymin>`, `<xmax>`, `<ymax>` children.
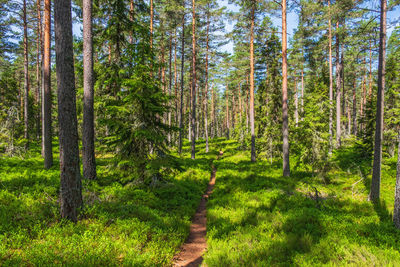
<box><xmin>0</xmin><ymin>140</ymin><xmax>214</xmax><ymax>266</ymax></box>
<box><xmin>204</xmin><ymin>140</ymin><xmax>400</xmax><ymax>266</ymax></box>
<box><xmin>291</xmin><ymin>77</ymin><xmax>330</xmax><ymax>174</ymax></box>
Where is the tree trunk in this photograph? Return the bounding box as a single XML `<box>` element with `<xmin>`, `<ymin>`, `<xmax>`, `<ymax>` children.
<box><xmin>282</xmin><ymin>0</ymin><xmax>290</xmax><ymax>175</ymax></box>
<box><xmin>294</xmin><ymin>76</ymin><xmax>298</xmax><ymax>126</ymax></box>
<box><xmin>352</xmin><ymin>78</ymin><xmax>357</xmax><ymax>136</ymax></box>
<box><xmin>370</xmin><ymin>0</ymin><xmax>387</xmax><ymax>202</ymax></box>
<box><xmin>36</xmin><ymin>0</ymin><xmax>42</xmax><ymax>140</ymax></box>
<box><xmin>190</xmin><ymin>0</ymin><xmax>196</xmax><ymax>160</ymax></box>
<box><xmin>150</xmin><ymin>0</ymin><xmax>153</xmax><ymax>49</ymax></box>
<box><xmin>393</xmin><ymin>131</ymin><xmax>400</xmax><ymax>228</ymax></box>
<box><xmin>174</xmin><ymin>30</ymin><xmax>178</xmax><ymax>143</ymax></box>
<box><xmin>204</xmin><ymin>9</ymin><xmax>210</xmax><ymax>152</ymax></box>
<box><xmin>23</xmin><ymin>0</ymin><xmax>30</xmax><ymax>150</ymax></box>
<box><xmin>43</xmin><ymin>0</ymin><xmax>53</xmax><ymax>169</ymax></box>
<box><xmin>335</xmin><ymin>21</ymin><xmax>342</xmax><ymax>148</ymax></box>
<box><xmin>82</xmin><ymin>0</ymin><xmax>96</xmax><ymax>180</ymax></box>
<box><xmin>250</xmin><ymin>3</ymin><xmax>256</xmax><ymax>162</ymax></box>
<box><xmin>178</xmin><ymin>4</ymin><xmax>185</xmax><ymax>154</ymax></box>
<box><xmin>168</xmin><ymin>35</ymin><xmax>172</xmax><ymax>145</ymax></box>
<box><xmin>54</xmin><ymin>0</ymin><xmax>82</xmax><ymax>222</ymax></box>
<box><xmin>226</xmin><ymin>86</ymin><xmax>229</xmax><ymax>139</ymax></box>
<box><xmin>328</xmin><ymin>0</ymin><xmax>333</xmax><ymax>154</ymax></box>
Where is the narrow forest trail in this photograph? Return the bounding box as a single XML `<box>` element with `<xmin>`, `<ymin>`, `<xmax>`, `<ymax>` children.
<box><xmin>173</xmin><ymin>155</ymin><xmax>219</xmax><ymax>267</ymax></box>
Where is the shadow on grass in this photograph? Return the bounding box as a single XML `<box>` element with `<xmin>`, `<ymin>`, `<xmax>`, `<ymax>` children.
<box><xmin>205</xmin><ymin>141</ymin><xmax>400</xmax><ymax>266</ymax></box>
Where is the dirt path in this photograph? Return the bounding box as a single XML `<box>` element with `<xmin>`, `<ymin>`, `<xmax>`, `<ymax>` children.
<box><xmin>173</xmin><ymin>160</ymin><xmax>217</xmax><ymax>267</ymax></box>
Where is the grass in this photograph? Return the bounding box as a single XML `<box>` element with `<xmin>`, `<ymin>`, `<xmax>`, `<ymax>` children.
<box><xmin>0</xmin><ymin>140</ymin><xmax>216</xmax><ymax>266</ymax></box>
<box><xmin>1</xmin><ymin>138</ymin><xmax>400</xmax><ymax>266</ymax></box>
<box><xmin>204</xmin><ymin>139</ymin><xmax>400</xmax><ymax>266</ymax></box>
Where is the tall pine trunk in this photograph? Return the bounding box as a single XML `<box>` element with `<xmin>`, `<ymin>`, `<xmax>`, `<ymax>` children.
<box><xmin>190</xmin><ymin>0</ymin><xmax>196</xmax><ymax>160</ymax></box>
<box><xmin>335</xmin><ymin>21</ymin><xmax>342</xmax><ymax>148</ymax></box>
<box><xmin>178</xmin><ymin>5</ymin><xmax>185</xmax><ymax>154</ymax></box>
<box><xmin>43</xmin><ymin>0</ymin><xmax>53</xmax><ymax>169</ymax></box>
<box><xmin>82</xmin><ymin>0</ymin><xmax>96</xmax><ymax>180</ymax></box>
<box><xmin>36</xmin><ymin>0</ymin><xmax>42</xmax><ymax>140</ymax></box>
<box><xmin>370</xmin><ymin>0</ymin><xmax>387</xmax><ymax>202</ymax></box>
<box><xmin>282</xmin><ymin>0</ymin><xmax>290</xmax><ymax>176</ymax></box>
<box><xmin>54</xmin><ymin>0</ymin><xmax>82</xmax><ymax>222</ymax></box>
<box><xmin>394</xmin><ymin>131</ymin><xmax>400</xmax><ymax>228</ymax></box>
<box><xmin>204</xmin><ymin>9</ymin><xmax>210</xmax><ymax>152</ymax></box>
<box><xmin>250</xmin><ymin>3</ymin><xmax>256</xmax><ymax>162</ymax></box>
<box><xmin>328</xmin><ymin>0</ymin><xmax>333</xmax><ymax>154</ymax></box>
<box><xmin>23</xmin><ymin>0</ymin><xmax>30</xmax><ymax>150</ymax></box>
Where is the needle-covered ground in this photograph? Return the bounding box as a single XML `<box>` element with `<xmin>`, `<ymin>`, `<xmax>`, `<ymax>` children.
<box><xmin>204</xmin><ymin>140</ymin><xmax>400</xmax><ymax>266</ymax></box>
<box><xmin>0</xmin><ymin>140</ymin><xmax>217</xmax><ymax>266</ymax></box>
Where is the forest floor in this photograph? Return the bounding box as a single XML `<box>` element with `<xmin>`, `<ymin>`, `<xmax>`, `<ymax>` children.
<box><xmin>1</xmin><ymin>138</ymin><xmax>400</xmax><ymax>266</ymax></box>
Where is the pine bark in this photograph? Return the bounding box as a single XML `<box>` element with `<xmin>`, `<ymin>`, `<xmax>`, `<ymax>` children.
<box><xmin>394</xmin><ymin>131</ymin><xmax>400</xmax><ymax>228</ymax></box>
<box><xmin>190</xmin><ymin>0</ymin><xmax>196</xmax><ymax>160</ymax></box>
<box><xmin>54</xmin><ymin>0</ymin><xmax>82</xmax><ymax>222</ymax></box>
<box><xmin>352</xmin><ymin>79</ymin><xmax>357</xmax><ymax>135</ymax></box>
<box><xmin>204</xmin><ymin>10</ymin><xmax>210</xmax><ymax>152</ymax></box>
<box><xmin>282</xmin><ymin>0</ymin><xmax>290</xmax><ymax>176</ymax></box>
<box><xmin>335</xmin><ymin>21</ymin><xmax>342</xmax><ymax>148</ymax></box>
<box><xmin>82</xmin><ymin>0</ymin><xmax>96</xmax><ymax>180</ymax></box>
<box><xmin>328</xmin><ymin>0</ymin><xmax>333</xmax><ymax>154</ymax></box>
<box><xmin>370</xmin><ymin>0</ymin><xmax>387</xmax><ymax>202</ymax></box>
<box><xmin>23</xmin><ymin>0</ymin><xmax>30</xmax><ymax>150</ymax></box>
<box><xmin>294</xmin><ymin>76</ymin><xmax>298</xmax><ymax>126</ymax></box>
<box><xmin>250</xmin><ymin>4</ymin><xmax>256</xmax><ymax>162</ymax></box>
<box><xmin>36</xmin><ymin>0</ymin><xmax>42</xmax><ymax>140</ymax></box>
<box><xmin>43</xmin><ymin>0</ymin><xmax>53</xmax><ymax>169</ymax></box>
<box><xmin>178</xmin><ymin>6</ymin><xmax>185</xmax><ymax>154</ymax></box>
<box><xmin>226</xmin><ymin>87</ymin><xmax>229</xmax><ymax>139</ymax></box>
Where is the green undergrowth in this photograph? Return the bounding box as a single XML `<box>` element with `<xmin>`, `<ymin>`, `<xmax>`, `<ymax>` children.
<box><xmin>0</xmin><ymin>140</ymin><xmax>216</xmax><ymax>266</ymax></box>
<box><xmin>204</xmin><ymin>140</ymin><xmax>400</xmax><ymax>266</ymax></box>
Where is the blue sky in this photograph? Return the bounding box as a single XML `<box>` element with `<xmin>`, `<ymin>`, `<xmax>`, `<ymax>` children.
<box><xmin>218</xmin><ymin>0</ymin><xmax>400</xmax><ymax>55</ymax></box>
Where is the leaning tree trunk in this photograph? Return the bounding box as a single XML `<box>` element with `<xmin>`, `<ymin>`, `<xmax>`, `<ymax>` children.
<box><xmin>393</xmin><ymin>131</ymin><xmax>400</xmax><ymax>228</ymax></box>
<box><xmin>249</xmin><ymin>3</ymin><xmax>256</xmax><ymax>162</ymax></box>
<box><xmin>190</xmin><ymin>0</ymin><xmax>196</xmax><ymax>160</ymax></box>
<box><xmin>282</xmin><ymin>0</ymin><xmax>290</xmax><ymax>176</ymax></box>
<box><xmin>370</xmin><ymin>0</ymin><xmax>387</xmax><ymax>202</ymax></box>
<box><xmin>82</xmin><ymin>0</ymin><xmax>96</xmax><ymax>180</ymax></box>
<box><xmin>23</xmin><ymin>0</ymin><xmax>30</xmax><ymax>150</ymax></box>
<box><xmin>43</xmin><ymin>0</ymin><xmax>53</xmax><ymax>169</ymax></box>
<box><xmin>54</xmin><ymin>0</ymin><xmax>83</xmax><ymax>222</ymax></box>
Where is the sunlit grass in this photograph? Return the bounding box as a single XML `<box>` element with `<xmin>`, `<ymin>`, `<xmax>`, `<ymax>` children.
<box><xmin>204</xmin><ymin>140</ymin><xmax>400</xmax><ymax>266</ymax></box>
<box><xmin>0</xmin><ymin>139</ymin><xmax>216</xmax><ymax>266</ymax></box>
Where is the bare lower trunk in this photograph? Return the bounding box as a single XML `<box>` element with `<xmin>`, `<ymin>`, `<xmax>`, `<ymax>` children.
<box><xmin>190</xmin><ymin>0</ymin><xmax>196</xmax><ymax>160</ymax></box>
<box><xmin>352</xmin><ymin>79</ymin><xmax>357</xmax><ymax>135</ymax></box>
<box><xmin>250</xmin><ymin>4</ymin><xmax>256</xmax><ymax>162</ymax></box>
<box><xmin>36</xmin><ymin>0</ymin><xmax>42</xmax><ymax>140</ymax></box>
<box><xmin>23</xmin><ymin>0</ymin><xmax>30</xmax><ymax>150</ymax></box>
<box><xmin>394</xmin><ymin>131</ymin><xmax>400</xmax><ymax>228</ymax></box>
<box><xmin>204</xmin><ymin>10</ymin><xmax>210</xmax><ymax>152</ymax></box>
<box><xmin>282</xmin><ymin>0</ymin><xmax>290</xmax><ymax>175</ymax></box>
<box><xmin>370</xmin><ymin>0</ymin><xmax>387</xmax><ymax>202</ymax></box>
<box><xmin>82</xmin><ymin>0</ymin><xmax>96</xmax><ymax>180</ymax></box>
<box><xmin>294</xmin><ymin>76</ymin><xmax>298</xmax><ymax>126</ymax></box>
<box><xmin>178</xmin><ymin>6</ymin><xmax>185</xmax><ymax>154</ymax></box>
<box><xmin>335</xmin><ymin>21</ymin><xmax>342</xmax><ymax>148</ymax></box>
<box><xmin>43</xmin><ymin>0</ymin><xmax>53</xmax><ymax>169</ymax></box>
<box><xmin>226</xmin><ymin>87</ymin><xmax>229</xmax><ymax>139</ymax></box>
<box><xmin>328</xmin><ymin>0</ymin><xmax>333</xmax><ymax>154</ymax></box>
<box><xmin>54</xmin><ymin>0</ymin><xmax>82</xmax><ymax>221</ymax></box>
